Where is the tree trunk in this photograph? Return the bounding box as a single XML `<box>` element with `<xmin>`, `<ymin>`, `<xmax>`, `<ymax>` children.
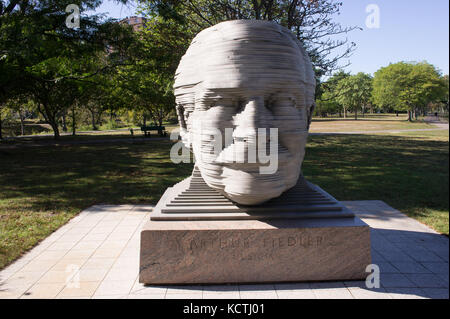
<box><xmin>0</xmin><ymin>111</ymin><xmax>2</xmax><ymax>140</ymax></box>
<box><xmin>50</xmin><ymin>120</ymin><xmax>60</xmax><ymax>139</ymax></box>
<box><xmin>159</xmin><ymin>107</ymin><xmax>164</xmax><ymax>127</ymax></box>
<box><xmin>407</xmin><ymin>110</ymin><xmax>413</xmax><ymax>122</ymax></box>
<box><xmin>19</xmin><ymin>109</ymin><xmax>25</xmax><ymax>135</ymax></box>
<box><xmin>62</xmin><ymin>110</ymin><xmax>67</xmax><ymax>132</ymax></box>
<box><xmin>91</xmin><ymin>111</ymin><xmax>97</xmax><ymax>130</ymax></box>
<box><xmin>362</xmin><ymin>106</ymin><xmax>365</xmax><ymax>118</ymax></box>
<box><xmin>36</xmin><ymin>101</ymin><xmax>60</xmax><ymax>138</ymax></box>
<box><xmin>354</xmin><ymin>108</ymin><xmax>358</xmax><ymax>120</ymax></box>
<box><xmin>252</xmin><ymin>0</ymin><xmax>261</xmax><ymax>19</ymax></box>
<box><xmin>343</xmin><ymin>107</ymin><xmax>347</xmax><ymax>118</ymax></box>
<box><xmin>72</xmin><ymin>105</ymin><xmax>76</xmax><ymax>136</ymax></box>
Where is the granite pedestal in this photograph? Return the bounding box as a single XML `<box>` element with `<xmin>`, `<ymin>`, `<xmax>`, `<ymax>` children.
<box><xmin>139</xmin><ymin>174</ymin><xmax>371</xmax><ymax>284</ymax></box>
<box><xmin>140</xmin><ymin>217</ymin><xmax>370</xmax><ymax>284</ymax></box>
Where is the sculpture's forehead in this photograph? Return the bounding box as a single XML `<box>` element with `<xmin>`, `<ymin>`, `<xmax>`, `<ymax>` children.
<box><xmin>174</xmin><ymin>20</ymin><xmax>316</xmax><ymax>110</ymax></box>
<box><xmin>175</xmin><ymin>21</ymin><xmax>314</xmax><ymax>88</ymax></box>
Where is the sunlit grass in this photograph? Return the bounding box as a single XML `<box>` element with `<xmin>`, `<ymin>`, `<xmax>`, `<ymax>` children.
<box><xmin>304</xmin><ymin>134</ymin><xmax>449</xmax><ymax>235</ymax></box>
<box><xmin>310</xmin><ymin>116</ymin><xmax>434</xmax><ymax>133</ymax></box>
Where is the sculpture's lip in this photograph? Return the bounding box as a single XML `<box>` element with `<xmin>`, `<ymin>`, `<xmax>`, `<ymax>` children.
<box><xmin>214</xmin><ymin>143</ymin><xmax>293</xmax><ymax>165</ymax></box>
<box><xmin>213</xmin><ymin>158</ymin><xmax>293</xmax><ymax>169</ymax></box>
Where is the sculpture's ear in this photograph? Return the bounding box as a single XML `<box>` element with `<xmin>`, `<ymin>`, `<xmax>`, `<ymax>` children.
<box><xmin>176</xmin><ymin>104</ymin><xmax>187</xmax><ymax>131</ymax></box>
<box><xmin>176</xmin><ymin>103</ymin><xmax>193</xmax><ymax>148</ymax></box>
<box><xmin>307</xmin><ymin>102</ymin><xmax>315</xmax><ymax>130</ymax></box>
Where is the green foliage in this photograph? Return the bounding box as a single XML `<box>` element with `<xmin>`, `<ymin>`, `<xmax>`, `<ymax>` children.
<box><xmin>0</xmin><ymin>0</ymin><xmax>134</xmax><ymax>138</ymax></box>
<box><xmin>112</xmin><ymin>16</ymin><xmax>183</xmax><ymax>126</ymax></box>
<box><xmin>137</xmin><ymin>0</ymin><xmax>359</xmax><ymax>76</ymax></box>
<box><xmin>101</xmin><ymin>119</ymin><xmax>119</xmax><ymax>130</ymax></box>
<box><xmin>315</xmin><ymin>70</ymin><xmax>350</xmax><ymax>116</ymax></box>
<box><xmin>372</xmin><ymin>61</ymin><xmax>447</xmax><ymax>114</ymax></box>
<box><xmin>335</xmin><ymin>72</ymin><xmax>373</xmax><ymax>117</ymax></box>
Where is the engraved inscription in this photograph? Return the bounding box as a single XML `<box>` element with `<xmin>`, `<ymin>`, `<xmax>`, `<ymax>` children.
<box><xmin>263</xmin><ymin>235</ymin><xmax>323</xmax><ymax>248</ymax></box>
<box><xmin>187</xmin><ymin>235</ymin><xmax>324</xmax><ymax>251</ymax></box>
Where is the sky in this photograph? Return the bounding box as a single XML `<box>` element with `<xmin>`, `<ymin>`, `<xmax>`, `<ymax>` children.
<box><xmin>93</xmin><ymin>0</ymin><xmax>450</xmax><ymax>76</ymax></box>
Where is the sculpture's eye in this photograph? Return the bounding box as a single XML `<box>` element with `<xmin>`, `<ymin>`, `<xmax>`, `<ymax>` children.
<box><xmin>265</xmin><ymin>98</ymin><xmax>274</xmax><ymax>110</ymax></box>
<box><xmin>236</xmin><ymin>100</ymin><xmax>245</xmax><ymax>113</ymax></box>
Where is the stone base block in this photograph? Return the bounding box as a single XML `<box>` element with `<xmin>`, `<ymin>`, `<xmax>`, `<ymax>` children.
<box><xmin>139</xmin><ymin>216</ymin><xmax>371</xmax><ymax>284</ymax></box>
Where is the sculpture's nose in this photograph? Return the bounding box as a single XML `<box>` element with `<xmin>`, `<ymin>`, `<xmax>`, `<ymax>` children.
<box><xmin>240</xmin><ymin>96</ymin><xmax>265</xmax><ymax>128</ymax></box>
<box><xmin>233</xmin><ymin>96</ymin><xmax>271</xmax><ymax>142</ymax></box>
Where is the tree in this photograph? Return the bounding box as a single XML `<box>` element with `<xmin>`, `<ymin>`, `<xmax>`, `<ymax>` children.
<box><xmin>316</xmin><ymin>70</ymin><xmax>350</xmax><ymax>117</ymax></box>
<box><xmin>335</xmin><ymin>72</ymin><xmax>372</xmax><ymax>120</ymax></box>
<box><xmin>373</xmin><ymin>62</ymin><xmax>447</xmax><ymax>121</ymax></box>
<box><xmin>111</xmin><ymin>17</ymin><xmax>179</xmax><ymax>127</ymax></box>
<box><xmin>0</xmin><ymin>103</ymin><xmax>13</xmax><ymax>139</ymax></box>
<box><xmin>137</xmin><ymin>0</ymin><xmax>360</xmax><ymax>77</ymax></box>
<box><xmin>435</xmin><ymin>75</ymin><xmax>449</xmax><ymax>113</ymax></box>
<box><xmin>0</xmin><ymin>0</ymin><xmax>133</xmax><ymax>138</ymax></box>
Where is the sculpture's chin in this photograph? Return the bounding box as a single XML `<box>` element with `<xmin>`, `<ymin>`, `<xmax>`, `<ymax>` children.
<box><xmin>219</xmin><ymin>175</ymin><xmax>287</xmax><ymax>206</ymax></box>
<box><xmin>198</xmin><ymin>164</ymin><xmax>301</xmax><ymax>206</ymax></box>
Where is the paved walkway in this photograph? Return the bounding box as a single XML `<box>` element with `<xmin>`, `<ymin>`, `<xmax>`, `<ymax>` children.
<box><xmin>0</xmin><ymin>201</ymin><xmax>448</xmax><ymax>299</ymax></box>
<box><xmin>310</xmin><ymin>116</ymin><xmax>449</xmax><ymax>135</ymax></box>
<box><xmin>424</xmin><ymin>116</ymin><xmax>449</xmax><ymax>130</ymax></box>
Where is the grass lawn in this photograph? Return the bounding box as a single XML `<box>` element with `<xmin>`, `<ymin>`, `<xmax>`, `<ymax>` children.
<box><xmin>379</xmin><ymin>129</ymin><xmax>449</xmax><ymax>139</ymax></box>
<box><xmin>3</xmin><ymin>119</ymin><xmax>179</xmax><ymax>139</ymax></box>
<box><xmin>309</xmin><ymin>115</ymin><xmax>433</xmax><ymax>133</ymax></box>
<box><xmin>0</xmin><ymin>130</ymin><xmax>448</xmax><ymax>270</ymax></box>
<box><xmin>304</xmin><ymin>133</ymin><xmax>449</xmax><ymax>235</ymax></box>
<box><xmin>0</xmin><ymin>125</ymin><xmax>179</xmax><ymax>147</ymax></box>
<box><xmin>310</xmin><ymin>114</ymin><xmax>436</xmax><ymax>133</ymax></box>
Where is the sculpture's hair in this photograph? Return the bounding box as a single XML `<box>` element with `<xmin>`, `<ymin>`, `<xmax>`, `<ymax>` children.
<box><xmin>174</xmin><ymin>20</ymin><xmax>316</xmax><ymax>128</ymax></box>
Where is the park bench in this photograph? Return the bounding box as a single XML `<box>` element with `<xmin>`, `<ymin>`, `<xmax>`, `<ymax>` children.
<box><xmin>140</xmin><ymin>125</ymin><xmax>167</xmax><ymax>137</ymax></box>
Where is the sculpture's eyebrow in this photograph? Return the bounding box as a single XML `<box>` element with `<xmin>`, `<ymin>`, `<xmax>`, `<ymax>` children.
<box><xmin>195</xmin><ymin>91</ymin><xmax>240</xmax><ymax>105</ymax></box>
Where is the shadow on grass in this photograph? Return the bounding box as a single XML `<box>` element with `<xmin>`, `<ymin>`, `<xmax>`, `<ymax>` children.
<box><xmin>303</xmin><ymin>134</ymin><xmax>449</xmax><ymax>234</ymax></box>
<box><xmin>1</xmin><ymin>134</ymin><xmax>448</xmax><ymax>225</ymax></box>
<box><xmin>0</xmin><ymin>140</ymin><xmax>193</xmax><ymax>213</ymax></box>
<box><xmin>0</xmin><ymin>133</ymin><xmax>161</xmax><ymax>147</ymax></box>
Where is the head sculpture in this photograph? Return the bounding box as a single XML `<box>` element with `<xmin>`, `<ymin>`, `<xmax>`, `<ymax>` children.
<box><xmin>174</xmin><ymin>20</ymin><xmax>316</xmax><ymax>205</ymax></box>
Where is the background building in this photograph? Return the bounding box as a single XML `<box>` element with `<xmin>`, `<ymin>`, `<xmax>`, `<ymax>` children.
<box><xmin>119</xmin><ymin>16</ymin><xmax>147</xmax><ymax>32</ymax></box>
